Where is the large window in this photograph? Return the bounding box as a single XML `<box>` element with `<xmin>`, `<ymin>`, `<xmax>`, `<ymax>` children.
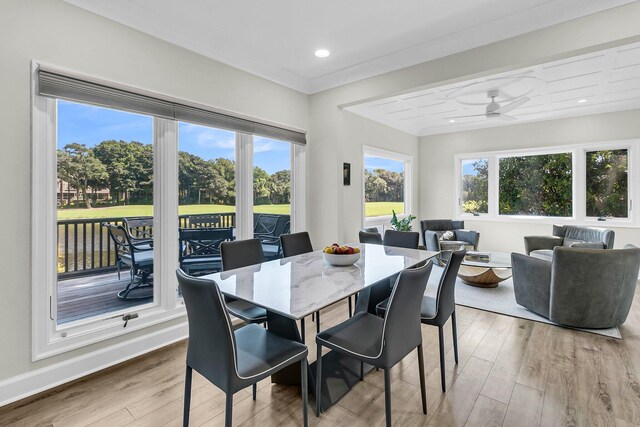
<box><xmin>33</xmin><ymin>65</ymin><xmax>305</xmax><ymax>359</ymax></box>
<box><xmin>586</xmin><ymin>149</ymin><xmax>628</xmax><ymax>219</ymax></box>
<box><xmin>56</xmin><ymin>100</ymin><xmax>155</xmax><ymax>324</ymax></box>
<box><xmin>498</xmin><ymin>153</ymin><xmax>572</xmax><ymax>217</ymax></box>
<box><xmin>455</xmin><ymin>141</ymin><xmax>637</xmax><ymax>225</ymax></box>
<box><xmin>363</xmin><ymin>147</ymin><xmax>411</xmax><ymax>219</ymax></box>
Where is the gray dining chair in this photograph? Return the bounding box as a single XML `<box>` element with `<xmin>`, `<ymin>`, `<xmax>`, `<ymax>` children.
<box><xmin>376</xmin><ymin>249</ymin><xmax>465</xmax><ymax>392</ymax></box>
<box><xmin>280</xmin><ymin>231</ymin><xmax>313</xmax><ymax>258</ymax></box>
<box><xmin>177</xmin><ymin>269</ymin><xmax>309</xmax><ymax>427</ymax></box>
<box><xmin>315</xmin><ymin>261</ymin><xmax>433</xmax><ymax>426</ymax></box>
<box><xmin>359</xmin><ymin>227</ymin><xmax>382</xmax><ymax>245</ymax></box>
<box><xmin>383</xmin><ymin>229</ymin><xmax>420</xmax><ymax>249</ymax></box>
<box><xmin>220</xmin><ymin>238</ymin><xmax>268</xmax><ymax>325</ymax></box>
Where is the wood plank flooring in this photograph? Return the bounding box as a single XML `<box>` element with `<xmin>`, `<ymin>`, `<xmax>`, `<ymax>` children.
<box><xmin>3</xmin><ymin>287</ymin><xmax>640</xmax><ymax>426</ymax></box>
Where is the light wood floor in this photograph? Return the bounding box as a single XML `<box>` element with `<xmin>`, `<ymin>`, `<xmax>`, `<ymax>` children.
<box><xmin>2</xmin><ymin>292</ymin><xmax>640</xmax><ymax>427</ymax></box>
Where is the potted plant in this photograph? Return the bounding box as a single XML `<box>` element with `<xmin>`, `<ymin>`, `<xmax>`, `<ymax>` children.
<box><xmin>390</xmin><ymin>210</ymin><xmax>416</xmax><ymax>232</ymax></box>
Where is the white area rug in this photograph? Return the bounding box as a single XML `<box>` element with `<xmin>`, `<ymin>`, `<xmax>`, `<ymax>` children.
<box><xmin>426</xmin><ymin>265</ymin><xmax>622</xmax><ymax>339</ymax></box>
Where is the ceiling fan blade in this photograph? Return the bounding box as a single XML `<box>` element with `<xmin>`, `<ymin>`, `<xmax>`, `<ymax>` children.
<box><xmin>445</xmin><ymin>114</ymin><xmax>486</xmax><ymax>120</ymax></box>
<box><xmin>496</xmin><ymin>97</ymin><xmax>530</xmax><ymax>114</ymax></box>
<box><xmin>497</xmin><ymin>113</ymin><xmax>517</xmax><ymax>121</ymax></box>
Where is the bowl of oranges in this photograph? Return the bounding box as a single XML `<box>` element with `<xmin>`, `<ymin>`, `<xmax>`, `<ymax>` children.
<box><xmin>322</xmin><ymin>243</ymin><xmax>361</xmax><ymax>266</ymax></box>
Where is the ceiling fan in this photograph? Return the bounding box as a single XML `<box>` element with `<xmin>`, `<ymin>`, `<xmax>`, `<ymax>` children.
<box><xmin>449</xmin><ymin>89</ymin><xmax>530</xmax><ymax>121</ymax></box>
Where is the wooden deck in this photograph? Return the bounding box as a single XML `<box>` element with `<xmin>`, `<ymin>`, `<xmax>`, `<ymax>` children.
<box><xmin>57</xmin><ymin>272</ymin><xmax>152</xmax><ymax>324</ymax></box>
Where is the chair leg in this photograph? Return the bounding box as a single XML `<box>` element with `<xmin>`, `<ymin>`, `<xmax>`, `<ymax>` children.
<box><xmin>301</xmin><ymin>358</ymin><xmax>309</xmax><ymax>427</ymax></box>
<box><xmin>348</xmin><ymin>296</ymin><xmax>353</xmax><ymax>317</ymax></box>
<box><xmin>301</xmin><ymin>318</ymin><xmax>305</xmax><ymax>343</ymax></box>
<box><xmin>252</xmin><ymin>383</ymin><xmax>257</xmax><ymax>401</ymax></box>
<box><xmin>438</xmin><ymin>326</ymin><xmax>446</xmax><ymax>393</ymax></box>
<box><xmin>452</xmin><ymin>311</ymin><xmax>459</xmax><ymax>364</ymax></box>
<box><xmin>183</xmin><ymin>365</ymin><xmax>192</xmax><ymax>427</ymax></box>
<box><xmin>417</xmin><ymin>345</ymin><xmax>427</xmax><ymax>415</ymax></box>
<box><xmin>384</xmin><ymin>368</ymin><xmax>392</xmax><ymax>427</ymax></box>
<box><xmin>316</xmin><ymin>311</ymin><xmax>320</xmax><ymax>334</ymax></box>
<box><xmin>315</xmin><ymin>344</ymin><xmax>322</xmax><ymax>416</ymax></box>
<box><xmin>311</xmin><ymin>312</ymin><xmax>315</xmax><ymax>322</ymax></box>
<box><xmin>225</xmin><ymin>393</ymin><xmax>233</xmax><ymax>427</ymax></box>
<box><xmin>360</xmin><ymin>362</ymin><xmax>364</xmax><ymax>381</ymax></box>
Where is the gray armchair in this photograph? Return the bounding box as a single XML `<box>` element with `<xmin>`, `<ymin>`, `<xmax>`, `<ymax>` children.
<box><xmin>525</xmin><ymin>225</ymin><xmax>615</xmax><ymax>262</ymax></box>
<box><xmin>420</xmin><ymin>219</ymin><xmax>479</xmax><ymax>252</ymax></box>
<box><xmin>511</xmin><ymin>245</ymin><xmax>640</xmax><ymax>329</ymax></box>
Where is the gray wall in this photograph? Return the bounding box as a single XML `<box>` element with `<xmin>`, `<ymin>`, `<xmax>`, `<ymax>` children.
<box><xmin>419</xmin><ymin>109</ymin><xmax>640</xmax><ymax>252</ymax></box>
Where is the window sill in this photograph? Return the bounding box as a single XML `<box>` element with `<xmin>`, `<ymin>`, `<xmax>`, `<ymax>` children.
<box><xmin>456</xmin><ymin>214</ymin><xmax>639</xmax><ymax>229</ymax></box>
<box><xmin>35</xmin><ymin>305</ymin><xmax>187</xmax><ymax>361</ymax></box>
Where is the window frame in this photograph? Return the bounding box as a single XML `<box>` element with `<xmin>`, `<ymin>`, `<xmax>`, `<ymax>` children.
<box><xmin>454</xmin><ymin>140</ymin><xmax>639</xmax><ymax>227</ymax></box>
<box><xmin>362</xmin><ymin>145</ymin><xmax>413</xmax><ymax>228</ymax></box>
<box><xmin>31</xmin><ymin>62</ymin><xmax>306</xmax><ymax>360</ymax></box>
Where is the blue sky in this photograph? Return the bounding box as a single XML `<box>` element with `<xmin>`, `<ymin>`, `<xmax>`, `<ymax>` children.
<box><xmin>462</xmin><ymin>158</ymin><xmax>486</xmax><ymax>176</ymax></box>
<box><xmin>364</xmin><ymin>155</ymin><xmax>404</xmax><ymax>173</ymax></box>
<box><xmin>58</xmin><ymin>100</ymin><xmax>291</xmax><ymax>174</ymax></box>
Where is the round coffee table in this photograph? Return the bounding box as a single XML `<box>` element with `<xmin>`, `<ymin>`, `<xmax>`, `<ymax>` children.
<box><xmin>458</xmin><ymin>252</ymin><xmax>512</xmax><ymax>288</ymax></box>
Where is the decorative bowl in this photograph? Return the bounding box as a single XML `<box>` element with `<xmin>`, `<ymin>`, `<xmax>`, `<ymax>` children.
<box><xmin>322</xmin><ymin>252</ymin><xmax>360</xmax><ymax>266</ymax></box>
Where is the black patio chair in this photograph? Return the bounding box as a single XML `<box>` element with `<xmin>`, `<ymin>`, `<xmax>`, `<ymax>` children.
<box><xmin>177</xmin><ymin>269</ymin><xmax>309</xmax><ymax>427</ymax></box>
<box><xmin>253</xmin><ymin>214</ymin><xmax>281</xmax><ymax>239</ymax></box>
<box><xmin>315</xmin><ymin>261</ymin><xmax>432</xmax><ymax>425</ymax></box>
<box><xmin>123</xmin><ymin>216</ymin><xmax>153</xmax><ymax>246</ymax></box>
<box><xmin>179</xmin><ymin>227</ymin><xmax>234</xmax><ymax>276</ymax></box>
<box><xmin>188</xmin><ymin>214</ymin><xmax>221</xmax><ymax>229</ymax></box>
<box><xmin>261</xmin><ymin>221</ymin><xmax>290</xmax><ymax>260</ymax></box>
<box><xmin>103</xmin><ymin>223</ymin><xmax>153</xmax><ymax>300</ymax></box>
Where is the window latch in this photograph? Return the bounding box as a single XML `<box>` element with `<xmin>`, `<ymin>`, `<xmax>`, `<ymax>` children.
<box><xmin>122</xmin><ymin>313</ymin><xmax>139</xmax><ymax>328</ymax></box>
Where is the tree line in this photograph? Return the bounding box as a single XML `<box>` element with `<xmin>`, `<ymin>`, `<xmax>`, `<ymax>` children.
<box><xmin>57</xmin><ymin>140</ymin><xmax>290</xmax><ymax>208</ymax></box>
<box><xmin>364</xmin><ymin>168</ymin><xmax>404</xmax><ymax>202</ymax></box>
<box><xmin>462</xmin><ymin>150</ymin><xmax>627</xmax><ymax>217</ymax></box>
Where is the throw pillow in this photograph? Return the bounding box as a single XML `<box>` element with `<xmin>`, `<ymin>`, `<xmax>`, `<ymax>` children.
<box><xmin>570</xmin><ymin>241</ymin><xmax>605</xmax><ymax>249</ymax></box>
<box><xmin>441</xmin><ymin>230</ymin><xmax>455</xmax><ymax>241</ymax></box>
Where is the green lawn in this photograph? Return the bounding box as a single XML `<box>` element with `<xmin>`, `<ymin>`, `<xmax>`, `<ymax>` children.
<box><xmin>364</xmin><ymin>202</ymin><xmax>405</xmax><ymax>218</ymax></box>
<box><xmin>57</xmin><ymin>204</ymin><xmax>291</xmax><ymax>219</ymax></box>
<box><xmin>58</xmin><ymin>202</ymin><xmax>402</xmax><ymax>219</ymax></box>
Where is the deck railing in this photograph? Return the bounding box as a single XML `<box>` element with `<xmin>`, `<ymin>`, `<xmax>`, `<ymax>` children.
<box><xmin>57</xmin><ymin>212</ymin><xmax>238</xmax><ymax>279</ymax></box>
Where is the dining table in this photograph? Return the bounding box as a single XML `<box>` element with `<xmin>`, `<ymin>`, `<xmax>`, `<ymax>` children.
<box><xmin>202</xmin><ymin>242</ymin><xmax>439</xmax><ymax>413</ymax></box>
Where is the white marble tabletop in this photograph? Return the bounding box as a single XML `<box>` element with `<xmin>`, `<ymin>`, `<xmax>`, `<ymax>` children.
<box><xmin>202</xmin><ymin>243</ymin><xmax>439</xmax><ymax>320</ymax></box>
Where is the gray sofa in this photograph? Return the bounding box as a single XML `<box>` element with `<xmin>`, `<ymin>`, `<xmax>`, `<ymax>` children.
<box><xmin>420</xmin><ymin>219</ymin><xmax>479</xmax><ymax>252</ymax></box>
<box><xmin>525</xmin><ymin>225</ymin><xmax>615</xmax><ymax>262</ymax></box>
<box><xmin>511</xmin><ymin>245</ymin><xmax>640</xmax><ymax>329</ymax></box>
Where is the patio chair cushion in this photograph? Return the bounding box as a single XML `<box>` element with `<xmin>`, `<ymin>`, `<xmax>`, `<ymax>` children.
<box><xmin>529</xmin><ymin>249</ymin><xmax>554</xmax><ymax>262</ymax></box>
<box><xmin>120</xmin><ymin>250</ymin><xmax>153</xmax><ymax>267</ymax></box>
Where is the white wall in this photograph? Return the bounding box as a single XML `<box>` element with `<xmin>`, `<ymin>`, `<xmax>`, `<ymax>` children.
<box><xmin>0</xmin><ymin>0</ymin><xmax>307</xmax><ymax>383</ymax></box>
<box><xmin>419</xmin><ymin>109</ymin><xmax>640</xmax><ymax>253</ymax></box>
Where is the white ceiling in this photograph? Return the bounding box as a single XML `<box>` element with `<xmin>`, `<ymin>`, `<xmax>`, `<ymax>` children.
<box><xmin>64</xmin><ymin>0</ymin><xmax>635</xmax><ymax>94</ymax></box>
<box><xmin>345</xmin><ymin>41</ymin><xmax>640</xmax><ymax>136</ymax></box>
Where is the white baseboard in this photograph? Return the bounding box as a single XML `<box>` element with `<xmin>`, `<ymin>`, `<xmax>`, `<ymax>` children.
<box><xmin>0</xmin><ymin>321</ymin><xmax>188</xmax><ymax>407</ymax></box>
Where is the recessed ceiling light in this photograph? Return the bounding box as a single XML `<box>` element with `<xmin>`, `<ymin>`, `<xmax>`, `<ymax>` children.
<box><xmin>314</xmin><ymin>49</ymin><xmax>330</xmax><ymax>58</ymax></box>
<box><xmin>449</xmin><ymin>119</ymin><xmax>456</xmax><ymax>123</ymax></box>
<box><xmin>577</xmin><ymin>99</ymin><xmax>588</xmax><ymax>103</ymax></box>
